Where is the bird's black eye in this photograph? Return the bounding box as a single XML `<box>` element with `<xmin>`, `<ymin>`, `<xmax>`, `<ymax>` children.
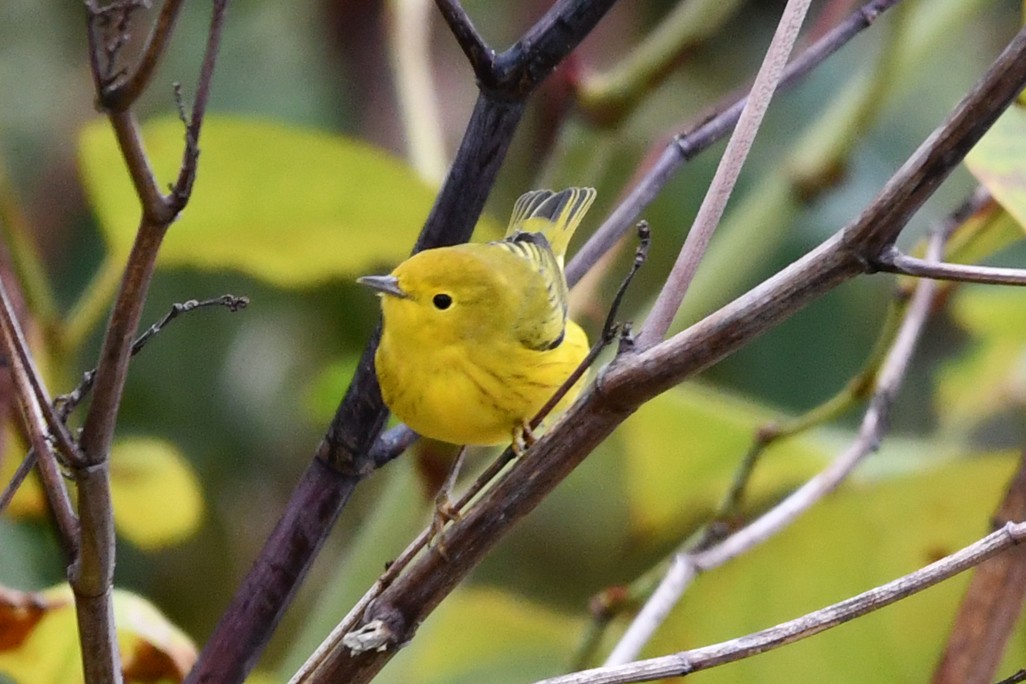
<box><xmin>432</xmin><ymin>293</ymin><xmax>453</xmax><ymax>310</ymax></box>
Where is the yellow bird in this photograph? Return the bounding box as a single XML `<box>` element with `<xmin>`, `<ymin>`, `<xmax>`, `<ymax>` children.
<box><xmin>359</xmin><ymin>187</ymin><xmax>596</xmax><ymax>447</ymax></box>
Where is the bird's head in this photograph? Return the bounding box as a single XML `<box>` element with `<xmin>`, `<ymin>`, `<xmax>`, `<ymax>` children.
<box><xmin>358</xmin><ymin>245</ymin><xmax>518</xmax><ymax>346</ymax></box>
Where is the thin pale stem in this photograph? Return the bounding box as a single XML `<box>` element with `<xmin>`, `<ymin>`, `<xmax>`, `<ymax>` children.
<box><xmin>636</xmin><ymin>0</ymin><xmax>813</xmax><ymax>348</ymax></box>
<box><xmin>389</xmin><ymin>0</ymin><xmax>448</xmax><ymax>184</ymax></box>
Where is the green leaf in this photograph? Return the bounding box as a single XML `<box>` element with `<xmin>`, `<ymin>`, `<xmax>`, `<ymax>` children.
<box><xmin>110</xmin><ymin>437</ymin><xmax>204</xmax><ymax>550</ymax></box>
<box><xmin>618</xmin><ymin>385</ymin><xmax>831</xmax><ymax>542</ymax></box>
<box><xmin>966</xmin><ymin>104</ymin><xmax>1026</xmax><ymax>231</ymax></box>
<box><xmin>642</xmin><ymin>452</ymin><xmax>1020</xmax><ymax>683</ymax></box>
<box><xmin>78</xmin><ymin>116</ymin><xmax>447</xmax><ymax>287</ymax></box>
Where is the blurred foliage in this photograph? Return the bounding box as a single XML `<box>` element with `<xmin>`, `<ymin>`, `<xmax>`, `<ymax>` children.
<box><xmin>78</xmin><ymin>117</ymin><xmax>451</xmax><ymax>287</ymax></box>
<box><xmin>2</xmin><ymin>0</ymin><xmax>1026</xmax><ymax>682</ymax></box>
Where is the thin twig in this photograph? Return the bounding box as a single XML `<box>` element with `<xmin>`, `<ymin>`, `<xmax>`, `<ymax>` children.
<box><xmin>55</xmin><ymin>294</ymin><xmax>249</xmax><ymax>419</ymax></box>
<box><xmin>432</xmin><ymin>0</ymin><xmax>495</xmax><ymax>83</ymax></box>
<box><xmin>0</xmin><ymin>282</ymin><xmax>79</xmax><ymax>555</ymax></box>
<box><xmin>102</xmin><ymin>0</ymin><xmax>188</xmax><ymax>110</ymax></box>
<box><xmin>532</xmin><ymin>222</ymin><xmax>651</xmax><ymax>431</ymax></box>
<box><xmin>566</xmin><ymin>0</ymin><xmax>903</xmax><ymax>287</ymax></box>
<box><xmin>0</xmin><ymin>450</ymin><xmax>38</xmax><ymax>516</ymax></box>
<box><xmin>170</xmin><ymin>0</ymin><xmax>229</xmax><ymax>209</ymax></box>
<box><xmin>875</xmin><ymin>250</ymin><xmax>1026</xmax><ymax>286</ymax></box>
<box><xmin>635</xmin><ymin>0</ymin><xmax>813</xmax><ymax>347</ymax></box>
<box><xmin>995</xmin><ymin>670</ymin><xmax>1026</xmax><ymax>684</ymax></box>
<box><xmin>535</xmin><ymin>522</ymin><xmax>1026</xmax><ymax>684</ymax></box>
<box><xmin>605</xmin><ymin>223</ymin><xmax>947</xmax><ymax>665</ymax></box>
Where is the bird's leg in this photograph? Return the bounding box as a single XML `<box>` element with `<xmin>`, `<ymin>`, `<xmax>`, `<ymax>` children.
<box><xmin>512</xmin><ymin>420</ymin><xmax>537</xmax><ymax>458</ymax></box>
<box><xmin>430</xmin><ymin>446</ymin><xmax>468</xmax><ymax>557</ymax></box>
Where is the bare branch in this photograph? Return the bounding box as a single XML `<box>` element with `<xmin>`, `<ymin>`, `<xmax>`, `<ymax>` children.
<box><xmin>535</xmin><ymin>522</ymin><xmax>1026</xmax><ymax>684</ymax></box>
<box><xmin>996</xmin><ymin>670</ymin><xmax>1026</xmax><ymax>684</ymax></box>
<box><xmin>874</xmin><ymin>249</ymin><xmax>1026</xmax><ymax>287</ymax></box>
<box><xmin>107</xmin><ymin>111</ymin><xmax>169</xmax><ymax>223</ymax></box>
<box><xmin>605</xmin><ymin>24</ymin><xmax>1026</xmax><ymax>407</ymax></box>
<box><xmin>636</xmin><ymin>0</ymin><xmax>813</xmax><ymax>347</ymax></box>
<box><xmin>55</xmin><ymin>294</ymin><xmax>249</xmax><ymax>419</ymax></box>
<box><xmin>0</xmin><ymin>450</ymin><xmax>37</xmax><ymax>516</ymax></box>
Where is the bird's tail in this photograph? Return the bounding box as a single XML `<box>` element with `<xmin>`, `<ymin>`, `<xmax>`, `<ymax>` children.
<box><xmin>505</xmin><ymin>187</ymin><xmax>597</xmax><ymax>264</ymax></box>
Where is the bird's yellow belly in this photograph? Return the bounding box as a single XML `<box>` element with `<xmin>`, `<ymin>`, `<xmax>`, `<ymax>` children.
<box><xmin>375</xmin><ymin>329</ymin><xmax>588</xmax><ymax>446</ymax></box>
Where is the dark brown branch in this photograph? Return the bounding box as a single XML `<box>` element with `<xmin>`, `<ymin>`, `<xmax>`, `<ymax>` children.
<box><xmin>566</xmin><ymin>0</ymin><xmax>903</xmax><ymax>286</ymax></box>
<box><xmin>108</xmin><ymin>111</ymin><xmax>169</xmax><ymax>223</ymax></box>
<box><xmin>0</xmin><ymin>283</ymin><xmax>78</xmax><ymax>556</ymax></box>
<box><xmin>75</xmin><ymin>1</ymin><xmax>232</xmax><ymax>681</ymax></box>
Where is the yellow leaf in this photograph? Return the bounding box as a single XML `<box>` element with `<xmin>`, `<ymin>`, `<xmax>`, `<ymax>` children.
<box><xmin>0</xmin><ymin>584</ymin><xmax>196</xmax><ymax>684</ymax></box>
<box><xmin>110</xmin><ymin>438</ymin><xmax>204</xmax><ymax>550</ymax></box>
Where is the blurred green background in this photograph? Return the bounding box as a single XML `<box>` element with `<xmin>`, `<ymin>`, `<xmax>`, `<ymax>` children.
<box><xmin>2</xmin><ymin>0</ymin><xmax>1026</xmax><ymax>682</ymax></box>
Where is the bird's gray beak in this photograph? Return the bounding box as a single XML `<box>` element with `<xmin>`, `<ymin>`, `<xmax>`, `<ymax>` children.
<box><xmin>357</xmin><ymin>274</ymin><xmax>408</xmax><ymax>298</ymax></box>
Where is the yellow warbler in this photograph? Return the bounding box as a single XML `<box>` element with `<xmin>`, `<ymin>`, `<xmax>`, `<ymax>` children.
<box><xmin>358</xmin><ymin>187</ymin><xmax>596</xmax><ymax>447</ymax></box>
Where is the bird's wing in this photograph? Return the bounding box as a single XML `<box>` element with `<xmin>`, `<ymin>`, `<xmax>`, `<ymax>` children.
<box><xmin>496</xmin><ymin>187</ymin><xmax>596</xmax><ymax>351</ymax></box>
<box><xmin>490</xmin><ymin>233</ymin><xmax>569</xmax><ymax>351</ymax></box>
<box><xmin>505</xmin><ymin>187</ymin><xmax>596</xmax><ymax>264</ymax></box>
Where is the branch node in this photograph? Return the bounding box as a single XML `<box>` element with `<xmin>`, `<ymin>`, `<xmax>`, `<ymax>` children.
<box><xmin>344</xmin><ymin>602</ymin><xmax>408</xmax><ymax>655</ymax></box>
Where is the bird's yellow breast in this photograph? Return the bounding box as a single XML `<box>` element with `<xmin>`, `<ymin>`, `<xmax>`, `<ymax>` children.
<box><xmin>375</xmin><ymin>318</ymin><xmax>589</xmax><ymax>445</ymax></box>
